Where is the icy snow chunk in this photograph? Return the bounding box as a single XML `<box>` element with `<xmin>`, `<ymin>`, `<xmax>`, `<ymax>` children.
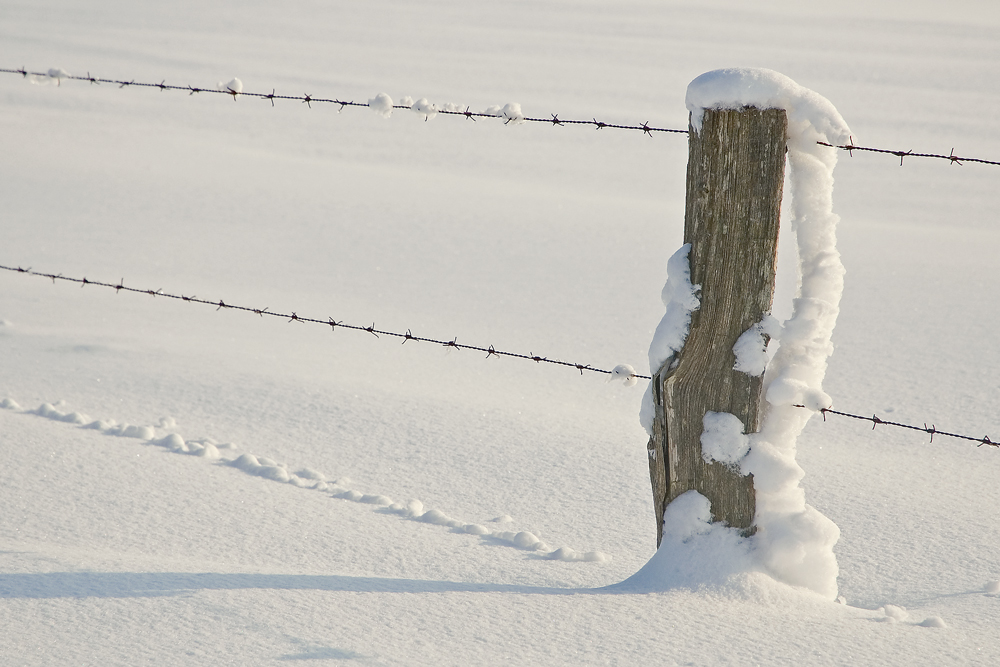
<box><xmin>419</xmin><ymin>509</ymin><xmax>454</xmax><ymax>525</ymax></box>
<box><xmin>500</xmin><ymin>103</ymin><xmax>524</xmax><ymax>124</ymax></box>
<box><xmin>700</xmin><ymin>412</ymin><xmax>750</xmax><ymax>466</ymax></box>
<box><xmin>33</xmin><ymin>402</ymin><xmax>86</xmax><ymax>422</ymax></box>
<box><xmin>196</xmin><ymin>443</ymin><xmax>220</xmax><ymax>459</ymax></box>
<box><xmin>919</xmin><ymin>617</ymin><xmax>947</xmax><ymax>628</ymax></box>
<box><xmin>881</xmin><ymin>605</ymin><xmax>909</xmax><ymax>623</ymax></box>
<box><xmin>608</xmin><ymin>364</ymin><xmax>638</xmax><ymax>387</ymax></box>
<box><xmin>1</xmin><ymin>398</ymin><xmax>21</xmax><ymax>410</ymax></box>
<box><xmin>513</xmin><ymin>531</ymin><xmax>543</xmax><ymax>549</ymax></box>
<box><xmin>368</xmin><ymin>93</ymin><xmax>394</xmax><ymax>118</ymax></box>
<box><xmin>360</xmin><ymin>494</ymin><xmax>392</xmax><ymax>506</ymax></box>
<box><xmin>546</xmin><ymin>547</ymin><xmax>611</xmax><ymax>563</ymax></box>
<box><xmin>154</xmin><ymin>433</ymin><xmax>186</xmax><ymax>450</ymax></box>
<box><xmin>462</xmin><ymin>524</ymin><xmax>490</xmax><ymax>536</ymax></box>
<box><xmin>230</xmin><ymin>453</ymin><xmax>260</xmax><ymax>470</ymax></box>
<box><xmin>258</xmin><ymin>466</ymin><xmax>290</xmax><ymax>482</ymax></box>
<box><xmin>295</xmin><ymin>468</ymin><xmax>326</xmax><ymax>481</ymax></box>
<box><xmin>766</xmin><ymin>377</ymin><xmax>832</xmax><ymax>411</ymax></box>
<box><xmin>338</xmin><ymin>490</ymin><xmax>364</xmax><ymax>501</ymax></box>
<box><xmin>218</xmin><ymin>77</ymin><xmax>243</xmax><ymax>97</ymax></box>
<box><xmin>985</xmin><ymin>580</ymin><xmax>1000</xmax><ymax>594</ymax></box>
<box><xmin>411</xmin><ymin>98</ymin><xmax>438</xmax><ymax>121</ymax></box>
<box><xmin>491</xmin><ymin>514</ymin><xmax>513</xmax><ymax>523</ymax></box>
<box><xmin>107</xmin><ymin>423</ymin><xmax>155</xmax><ymax>440</ymax></box>
<box><xmin>733</xmin><ymin>315</ymin><xmax>781</xmax><ymax>376</ymax></box>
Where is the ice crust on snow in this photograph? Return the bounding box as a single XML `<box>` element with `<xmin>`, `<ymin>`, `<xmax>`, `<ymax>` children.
<box><xmin>641</xmin><ymin>68</ymin><xmax>849</xmax><ymax>599</ymax></box>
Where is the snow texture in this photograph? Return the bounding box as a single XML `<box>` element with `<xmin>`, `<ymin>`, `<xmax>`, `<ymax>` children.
<box><xmin>608</xmin><ymin>364</ymin><xmax>638</xmax><ymax>387</ymax></box>
<box><xmin>700</xmin><ymin>411</ymin><xmax>750</xmax><ymax>466</ymax></box>
<box><xmin>4</xmin><ymin>4</ymin><xmax>1000</xmax><ymax>663</ymax></box>
<box><xmin>368</xmin><ymin>92</ymin><xmax>394</xmax><ymax>118</ymax></box>
<box><xmin>639</xmin><ymin>243</ymin><xmax>700</xmax><ymax>435</ymax></box>
<box><xmin>411</xmin><ymin>98</ymin><xmax>438</xmax><ymax>120</ymax></box>
<box><xmin>733</xmin><ymin>314</ymin><xmax>782</xmax><ymax>376</ymax></box>
<box><xmin>485</xmin><ymin>103</ymin><xmax>525</xmax><ymax>124</ymax></box>
<box><xmin>217</xmin><ymin>77</ymin><xmax>242</xmax><ymax>97</ymax></box>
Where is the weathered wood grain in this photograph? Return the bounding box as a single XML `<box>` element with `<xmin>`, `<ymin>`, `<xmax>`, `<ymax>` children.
<box><xmin>647</xmin><ymin>107</ymin><xmax>786</xmax><ymax>546</ymax></box>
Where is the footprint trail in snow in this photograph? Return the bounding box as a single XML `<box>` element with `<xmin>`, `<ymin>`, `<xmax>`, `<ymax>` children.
<box><xmin>2</xmin><ymin>397</ymin><xmax>611</xmax><ymax>564</ymax></box>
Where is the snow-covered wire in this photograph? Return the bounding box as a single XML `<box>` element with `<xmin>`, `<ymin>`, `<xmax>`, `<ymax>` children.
<box><xmin>0</xmin><ymin>67</ymin><xmax>684</xmax><ymax>136</ymax></box>
<box><xmin>6</xmin><ymin>66</ymin><xmax>1000</xmax><ymax>166</ymax></box>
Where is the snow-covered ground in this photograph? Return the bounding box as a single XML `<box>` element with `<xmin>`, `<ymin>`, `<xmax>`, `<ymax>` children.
<box><xmin>2</xmin><ymin>1</ymin><xmax>999</xmax><ymax>664</ymax></box>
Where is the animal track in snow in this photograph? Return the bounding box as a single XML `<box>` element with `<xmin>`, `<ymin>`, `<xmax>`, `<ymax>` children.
<box><xmin>4</xmin><ymin>397</ymin><xmax>611</xmax><ymax>564</ymax></box>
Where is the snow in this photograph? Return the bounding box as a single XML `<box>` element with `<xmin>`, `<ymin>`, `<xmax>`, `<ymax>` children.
<box><xmin>733</xmin><ymin>314</ymin><xmax>781</xmax><ymax>376</ymax></box>
<box><xmin>217</xmin><ymin>77</ymin><xmax>242</xmax><ymax>97</ymax></box>
<box><xmin>2</xmin><ymin>1</ymin><xmax>1000</xmax><ymax>664</ymax></box>
<box><xmin>411</xmin><ymin>97</ymin><xmax>438</xmax><ymax>120</ymax></box>
<box><xmin>367</xmin><ymin>92</ymin><xmax>394</xmax><ymax>118</ymax></box>
<box><xmin>608</xmin><ymin>363</ymin><xmax>638</xmax><ymax>386</ymax></box>
<box><xmin>639</xmin><ymin>242</ymin><xmax>699</xmax><ymax>434</ymax></box>
<box><xmin>700</xmin><ymin>411</ymin><xmax>750</xmax><ymax>465</ymax></box>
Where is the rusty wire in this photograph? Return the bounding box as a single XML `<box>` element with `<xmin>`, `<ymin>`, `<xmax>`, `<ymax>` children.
<box><xmin>6</xmin><ymin>67</ymin><xmax>1000</xmax><ymax>166</ymax></box>
<box><xmin>0</xmin><ymin>263</ymin><xmax>646</xmax><ymax>380</ymax></box>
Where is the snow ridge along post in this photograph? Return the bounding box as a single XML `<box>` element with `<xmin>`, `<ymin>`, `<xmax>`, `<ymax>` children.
<box><xmin>637</xmin><ymin>69</ymin><xmax>849</xmax><ymax>599</ymax></box>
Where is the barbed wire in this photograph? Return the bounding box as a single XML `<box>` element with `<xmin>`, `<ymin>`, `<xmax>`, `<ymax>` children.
<box><xmin>817</xmin><ymin>140</ymin><xmax>1000</xmax><ymax>167</ymax></box>
<box><xmin>0</xmin><ymin>67</ymin><xmax>684</xmax><ymax>136</ymax></box>
<box><xmin>795</xmin><ymin>405</ymin><xmax>998</xmax><ymax>449</ymax></box>
<box><xmin>5</xmin><ymin>67</ymin><xmax>1000</xmax><ymax>167</ymax></box>
<box><xmin>3</xmin><ymin>263</ymin><xmax>996</xmax><ymax>449</ymax></box>
<box><xmin>0</xmin><ymin>263</ymin><xmax>647</xmax><ymax>381</ymax></box>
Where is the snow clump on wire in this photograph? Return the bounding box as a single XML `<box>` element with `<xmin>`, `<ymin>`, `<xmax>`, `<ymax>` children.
<box><xmin>368</xmin><ymin>93</ymin><xmax>394</xmax><ymax>118</ymax></box>
<box><xmin>218</xmin><ymin>78</ymin><xmax>243</xmax><ymax>98</ymax></box>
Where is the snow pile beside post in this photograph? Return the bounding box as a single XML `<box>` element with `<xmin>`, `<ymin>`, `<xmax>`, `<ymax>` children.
<box><xmin>637</xmin><ymin>68</ymin><xmax>849</xmax><ymax>599</ymax></box>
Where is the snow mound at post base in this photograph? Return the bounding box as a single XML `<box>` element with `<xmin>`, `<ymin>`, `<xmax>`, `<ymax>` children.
<box><xmin>636</xmin><ymin>68</ymin><xmax>849</xmax><ymax>600</ymax></box>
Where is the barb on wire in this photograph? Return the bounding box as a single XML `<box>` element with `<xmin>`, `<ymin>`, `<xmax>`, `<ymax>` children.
<box><xmin>0</xmin><ymin>263</ymin><xmax>649</xmax><ymax>382</ymax></box>
<box><xmin>817</xmin><ymin>138</ymin><xmax>1000</xmax><ymax>167</ymax></box>
<box><xmin>0</xmin><ymin>67</ymin><xmax>687</xmax><ymax>137</ymax></box>
<box><xmin>793</xmin><ymin>405</ymin><xmax>998</xmax><ymax>449</ymax></box>
<box><xmin>6</xmin><ymin>67</ymin><xmax>1000</xmax><ymax>166</ymax></box>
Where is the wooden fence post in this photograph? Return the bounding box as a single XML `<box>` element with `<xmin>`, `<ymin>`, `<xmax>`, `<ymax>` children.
<box><xmin>647</xmin><ymin>107</ymin><xmax>787</xmax><ymax>546</ymax></box>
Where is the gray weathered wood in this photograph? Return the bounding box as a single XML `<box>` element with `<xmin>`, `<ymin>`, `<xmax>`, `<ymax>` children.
<box><xmin>647</xmin><ymin>107</ymin><xmax>787</xmax><ymax>546</ymax></box>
